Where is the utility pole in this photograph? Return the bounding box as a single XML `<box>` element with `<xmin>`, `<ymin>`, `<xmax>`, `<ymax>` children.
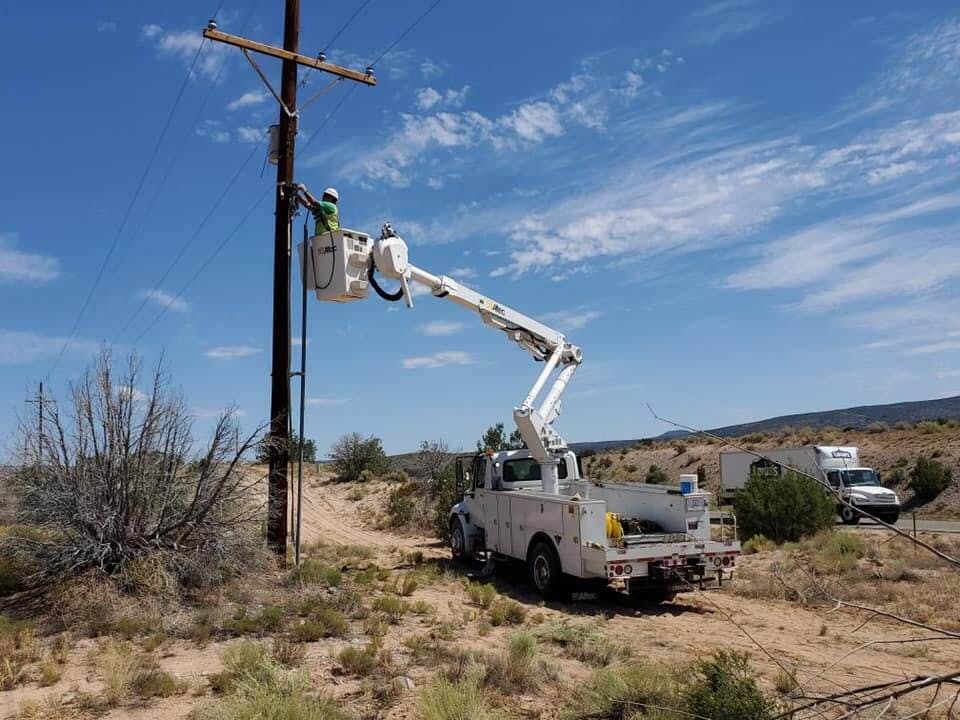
<box><xmin>25</xmin><ymin>382</ymin><xmax>43</xmax><ymax>466</ymax></box>
<box><xmin>204</xmin><ymin>10</ymin><xmax>376</xmax><ymax>560</ymax></box>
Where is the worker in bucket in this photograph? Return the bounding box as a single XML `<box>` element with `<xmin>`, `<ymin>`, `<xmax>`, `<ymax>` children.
<box><xmin>296</xmin><ymin>184</ymin><xmax>339</xmax><ymax>234</ymax></box>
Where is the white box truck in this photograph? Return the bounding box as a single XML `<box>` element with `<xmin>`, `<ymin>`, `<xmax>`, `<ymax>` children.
<box><xmin>719</xmin><ymin>446</ymin><xmax>901</xmax><ymax>525</ymax></box>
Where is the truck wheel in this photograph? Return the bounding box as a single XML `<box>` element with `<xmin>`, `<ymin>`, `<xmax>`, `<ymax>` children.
<box><xmin>839</xmin><ymin>505</ymin><xmax>860</xmax><ymax>525</ymax></box>
<box><xmin>528</xmin><ymin>540</ymin><xmax>565</xmax><ymax>599</ymax></box>
<box><xmin>450</xmin><ymin>518</ymin><xmax>468</xmax><ymax>564</ymax></box>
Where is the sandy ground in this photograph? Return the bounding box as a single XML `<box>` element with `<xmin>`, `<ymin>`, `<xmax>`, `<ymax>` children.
<box><xmin>3</xmin><ymin>469</ymin><xmax>959</xmax><ymax>718</ymax></box>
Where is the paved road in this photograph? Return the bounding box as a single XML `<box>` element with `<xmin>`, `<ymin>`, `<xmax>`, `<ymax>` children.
<box><xmin>850</xmin><ymin>517</ymin><xmax>960</xmax><ymax>534</ymax></box>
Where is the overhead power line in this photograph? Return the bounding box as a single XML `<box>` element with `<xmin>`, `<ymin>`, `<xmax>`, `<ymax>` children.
<box><xmin>368</xmin><ymin>0</ymin><xmax>443</xmax><ymax>67</ymax></box>
<box><xmin>130</xmin><ymin>83</ymin><xmax>359</xmax><ymax>344</ymax></box>
<box><xmin>45</xmin><ymin>2</ymin><xmax>227</xmax><ymax>381</ymax></box>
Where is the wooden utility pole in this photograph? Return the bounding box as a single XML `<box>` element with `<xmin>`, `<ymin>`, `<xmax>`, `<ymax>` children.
<box><xmin>204</xmin><ymin>8</ymin><xmax>376</xmax><ymax>560</ymax></box>
<box><xmin>25</xmin><ymin>382</ymin><xmax>43</xmax><ymax>466</ymax></box>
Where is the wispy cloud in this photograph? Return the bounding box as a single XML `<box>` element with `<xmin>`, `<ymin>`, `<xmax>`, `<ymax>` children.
<box><xmin>236</xmin><ymin>126</ymin><xmax>266</xmax><ymax>143</ymax></box>
<box><xmin>416</xmin><ymin>85</ymin><xmax>470</xmax><ymax>111</ymax></box>
<box><xmin>227</xmin><ymin>90</ymin><xmax>269</xmax><ymax>111</ymax></box>
<box><xmin>402</xmin><ymin>350</ymin><xmax>474</xmax><ymax>369</ymax></box>
<box><xmin>417</xmin><ymin>321</ymin><xmax>464</xmax><ymax>336</ymax></box>
<box><xmin>0</xmin><ymin>233</ymin><xmax>60</xmax><ymax>283</ymax></box>
<box><xmin>306</xmin><ymin>397</ymin><xmax>351</xmax><ymax>406</ymax></box>
<box><xmin>96</xmin><ymin>20</ymin><xmax>117</xmax><ymax>33</ymax></box>
<box><xmin>540</xmin><ymin>309</ymin><xmax>603</xmax><ymax>331</ymax></box>
<box><xmin>204</xmin><ymin>345</ymin><xmax>261</xmax><ymax>359</ymax></box>
<box><xmin>140</xmin><ymin>288</ymin><xmax>189</xmax><ymax>313</ymax></box>
<box><xmin>142</xmin><ymin>24</ymin><xmax>228</xmax><ymax>80</ymax></box>
<box><xmin>0</xmin><ymin>330</ymin><xmax>97</xmax><ymax>365</ymax></box>
<box><xmin>195</xmin><ymin>120</ymin><xmax>231</xmax><ymax>143</ymax></box>
<box><xmin>688</xmin><ymin>0</ymin><xmax>789</xmax><ymax>44</ymax></box>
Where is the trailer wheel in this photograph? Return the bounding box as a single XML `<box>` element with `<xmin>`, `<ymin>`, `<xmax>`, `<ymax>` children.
<box><xmin>839</xmin><ymin>504</ymin><xmax>860</xmax><ymax>525</ymax></box>
<box><xmin>528</xmin><ymin>540</ymin><xmax>565</xmax><ymax>599</ymax></box>
<box><xmin>450</xmin><ymin>518</ymin><xmax>468</xmax><ymax>564</ymax></box>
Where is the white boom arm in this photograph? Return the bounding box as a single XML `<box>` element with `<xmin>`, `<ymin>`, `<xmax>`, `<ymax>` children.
<box><xmin>372</xmin><ymin>225</ymin><xmax>582</xmax><ymax>493</ymax></box>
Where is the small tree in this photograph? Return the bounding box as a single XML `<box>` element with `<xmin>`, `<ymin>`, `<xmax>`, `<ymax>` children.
<box><xmin>11</xmin><ymin>351</ymin><xmax>264</xmax><ymax>588</ymax></box>
<box><xmin>684</xmin><ymin>650</ymin><xmax>775</xmax><ymax>720</ymax></box>
<box><xmin>909</xmin><ymin>456</ymin><xmax>952</xmax><ymax>501</ymax></box>
<box><xmin>734</xmin><ymin>470</ymin><xmax>835</xmax><ymax>543</ymax></box>
<box><xmin>412</xmin><ymin>439</ymin><xmax>452</xmax><ymax>486</ymax></box>
<box><xmin>477</xmin><ymin>422</ymin><xmax>525</xmax><ymax>453</ymax></box>
<box><xmin>696</xmin><ymin>463</ymin><xmax>707</xmax><ymax>488</ymax></box>
<box><xmin>330</xmin><ymin>432</ymin><xmax>388</xmax><ymax>482</ymax></box>
<box><xmin>256</xmin><ymin>433</ymin><xmax>316</xmax><ymax>464</ymax></box>
<box><xmin>645</xmin><ymin>464</ymin><xmax>669</xmax><ymax>484</ymax></box>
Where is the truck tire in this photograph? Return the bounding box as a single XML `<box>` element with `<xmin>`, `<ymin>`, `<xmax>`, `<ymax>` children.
<box><xmin>450</xmin><ymin>517</ymin><xmax>468</xmax><ymax>564</ymax></box>
<box><xmin>839</xmin><ymin>504</ymin><xmax>860</xmax><ymax>525</ymax></box>
<box><xmin>528</xmin><ymin>540</ymin><xmax>565</xmax><ymax>599</ymax></box>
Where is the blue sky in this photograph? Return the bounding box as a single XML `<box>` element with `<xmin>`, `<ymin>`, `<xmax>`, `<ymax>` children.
<box><xmin>3</xmin><ymin>1</ymin><xmax>960</xmax><ymax>457</ymax></box>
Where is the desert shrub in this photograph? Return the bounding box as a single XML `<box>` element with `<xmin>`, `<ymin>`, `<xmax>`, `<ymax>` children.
<box><xmin>383</xmin><ymin>470</ymin><xmax>410</xmax><ymax>484</ymax></box>
<box><xmin>735</xmin><ymin>471</ymin><xmax>834</xmax><ymax>543</ymax></box>
<box><xmin>338</xmin><ymin>644</ymin><xmax>379</xmax><ymax>676</ymax></box>
<box><xmin>197</xmin><ymin>664</ymin><xmax>347</xmax><ymax>720</ymax></box>
<box><xmin>811</xmin><ymin>531</ymin><xmax>869</xmax><ymax>574</ymax></box>
<box><xmin>37</xmin><ymin>659</ymin><xmax>62</xmax><ymax>686</ymax></box>
<box><xmin>290</xmin><ymin>608</ymin><xmax>348</xmax><ymax>641</ymax></box>
<box><xmin>489</xmin><ymin>599</ymin><xmax>526</xmax><ymax>626</ymax></box>
<box><xmin>395</xmin><ymin>574</ymin><xmax>419</xmax><ymax>596</ymax></box>
<box><xmin>466</xmin><ymin>583</ymin><xmax>497</xmax><ymax>609</ymax></box>
<box><xmin>483</xmin><ymin>631</ymin><xmax>540</xmax><ymax>693</ymax></box>
<box><xmin>684</xmin><ymin>650</ymin><xmax>775</xmax><ymax>720</ymax></box>
<box><xmin>293</xmin><ymin>560</ymin><xmax>342</xmax><ymax>587</ymax></box>
<box><xmin>917</xmin><ymin>421</ymin><xmax>943</xmax><ymax>435</ymax></box>
<box><xmin>865</xmin><ymin>422</ymin><xmax>888</xmax><ymax>434</ymax></box>
<box><xmin>673</xmin><ymin>443</ymin><xmax>687</xmax><ymax>456</ymax></box>
<box><xmin>356</xmin><ymin>469</ymin><xmax>376</xmax><ymax>484</ymax></box>
<box><xmin>256</xmin><ymin>432</ymin><xmax>316</xmax><ymax>464</ymax></box>
<box><xmin>645</xmin><ymin>465</ymin><xmax>670</xmax><ymax>485</ymax></box>
<box><xmin>0</xmin><ymin>620</ymin><xmax>39</xmax><ymax>690</ymax></box>
<box><xmin>208</xmin><ymin>641</ymin><xmax>278</xmax><ymax>695</ymax></box>
<box><xmin>418</xmin><ymin>669</ymin><xmax>497</xmax><ymax>720</ymax></box>
<box><xmin>885</xmin><ymin>467</ymin><xmax>907</xmax><ymax>487</ymax></box>
<box><xmin>595</xmin><ymin>456</ymin><xmax>613</xmax><ymax>470</ymax></box>
<box><xmin>134</xmin><ymin>667</ymin><xmax>186</xmax><ymax>699</ymax></box>
<box><xmin>271</xmin><ymin>638</ymin><xmax>307</xmax><ymax>668</ymax></box>
<box><xmin>373</xmin><ymin>595</ymin><xmax>409</xmax><ymax>623</ymax></box>
<box><xmin>10</xmin><ymin>352</ymin><xmax>263</xmax><ymax>590</ymax></box>
<box><xmin>564</xmin><ymin>662</ymin><xmax>681</xmax><ymax>720</ymax></box>
<box><xmin>535</xmin><ymin>620</ymin><xmax>627</xmax><ymax>667</ymax></box>
<box><xmin>623</xmin><ymin>464</ymin><xmax>638</xmax><ymax>474</ymax></box>
<box><xmin>330</xmin><ymin>432</ymin><xmax>388</xmax><ymax>482</ymax></box>
<box><xmin>385</xmin><ymin>483</ymin><xmax>418</xmax><ymax>528</ymax></box>
<box><xmin>909</xmin><ymin>456</ymin><xmax>952</xmax><ymax>501</ymax></box>
<box><xmin>741</xmin><ymin>534</ymin><xmax>776</xmax><ymax>554</ymax></box>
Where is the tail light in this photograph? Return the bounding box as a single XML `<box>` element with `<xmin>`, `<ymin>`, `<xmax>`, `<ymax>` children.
<box><xmin>721</xmin><ymin>556</ymin><xmax>731</xmax><ymax>567</ymax></box>
<box><xmin>624</xmin><ymin>564</ymin><xmax>633</xmax><ymax>575</ymax></box>
<box><xmin>614</xmin><ymin>565</ymin><xmax>624</xmax><ymax>575</ymax></box>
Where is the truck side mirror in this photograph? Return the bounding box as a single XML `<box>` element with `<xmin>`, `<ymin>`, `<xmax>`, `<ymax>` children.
<box><xmin>876</xmin><ymin>472</ymin><xmax>883</xmax><ymax>485</ymax></box>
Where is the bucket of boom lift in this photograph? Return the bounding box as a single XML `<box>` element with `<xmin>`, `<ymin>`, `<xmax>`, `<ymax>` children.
<box><xmin>297</xmin><ymin>228</ymin><xmax>372</xmax><ymax>302</ymax></box>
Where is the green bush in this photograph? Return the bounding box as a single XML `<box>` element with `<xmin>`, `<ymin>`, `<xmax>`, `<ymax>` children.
<box><xmin>329</xmin><ymin>432</ymin><xmax>388</xmax><ymax>482</ymax></box>
<box><xmin>564</xmin><ymin>663</ymin><xmax>681</xmax><ymax>720</ymax></box>
<box><xmin>734</xmin><ymin>471</ymin><xmax>834</xmax><ymax>543</ymax></box>
<box><xmin>418</xmin><ymin>670</ymin><xmax>497</xmax><ymax>720</ymax></box>
<box><xmin>741</xmin><ymin>535</ymin><xmax>776</xmax><ymax>554</ymax></box>
<box><xmin>909</xmin><ymin>456</ymin><xmax>952</xmax><ymax>501</ymax></box>
<box><xmin>645</xmin><ymin>465</ymin><xmax>669</xmax><ymax>484</ymax></box>
<box><xmin>684</xmin><ymin>650</ymin><xmax>775</xmax><ymax>720</ymax></box>
<box><xmin>385</xmin><ymin>483</ymin><xmax>418</xmax><ymax>528</ymax></box>
<box><xmin>293</xmin><ymin>560</ymin><xmax>342</xmax><ymax>587</ymax></box>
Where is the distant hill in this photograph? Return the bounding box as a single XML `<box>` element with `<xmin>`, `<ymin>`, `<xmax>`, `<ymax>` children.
<box><xmin>574</xmin><ymin>395</ymin><xmax>960</xmax><ymax>453</ymax></box>
<box><xmin>387</xmin><ymin>395</ymin><xmax>960</xmax><ymax>460</ymax></box>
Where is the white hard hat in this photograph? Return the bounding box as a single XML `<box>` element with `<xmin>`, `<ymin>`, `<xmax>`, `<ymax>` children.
<box><xmin>323</xmin><ymin>187</ymin><xmax>339</xmax><ymax>202</ymax></box>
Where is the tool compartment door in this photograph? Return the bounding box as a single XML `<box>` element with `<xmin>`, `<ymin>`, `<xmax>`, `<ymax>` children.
<box><xmin>496</xmin><ymin>494</ymin><xmax>513</xmax><ymax>556</ymax></box>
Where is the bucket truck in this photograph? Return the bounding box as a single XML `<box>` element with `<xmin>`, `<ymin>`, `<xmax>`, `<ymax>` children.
<box><xmin>299</xmin><ymin>225</ymin><xmax>739</xmax><ymax>599</ymax></box>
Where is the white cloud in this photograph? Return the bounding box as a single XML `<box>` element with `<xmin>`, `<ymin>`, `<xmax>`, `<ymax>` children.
<box><xmin>140</xmin><ymin>288</ymin><xmax>189</xmax><ymax>313</ymax></box>
<box><xmin>236</xmin><ymin>126</ymin><xmax>266</xmax><ymax>143</ymax></box>
<box><xmin>688</xmin><ymin>0</ymin><xmax>789</xmax><ymax>45</ymax></box>
<box><xmin>144</xmin><ymin>25</ymin><xmax>228</xmax><ymax>79</ymax></box>
<box><xmin>417</xmin><ymin>321</ymin><xmax>464</xmax><ymax>336</ymax></box>
<box><xmin>905</xmin><ymin>340</ymin><xmax>960</xmax><ymax>356</ymax></box>
<box><xmin>97</xmin><ymin>20</ymin><xmax>117</xmax><ymax>33</ymax></box>
<box><xmin>306</xmin><ymin>397</ymin><xmax>350</xmax><ymax>406</ymax></box>
<box><xmin>0</xmin><ymin>233</ymin><xmax>60</xmax><ymax>283</ymax></box>
<box><xmin>420</xmin><ymin>60</ymin><xmax>444</xmax><ymax>79</ymax></box>
<box><xmin>540</xmin><ymin>309</ymin><xmax>603</xmax><ymax>331</ymax></box>
<box><xmin>499</xmin><ymin>102</ymin><xmax>563</xmax><ymax>144</ymax></box>
<box><xmin>416</xmin><ymin>87</ymin><xmax>442</xmax><ymax>110</ymax></box>
<box><xmin>617</xmin><ymin>71</ymin><xmax>644</xmax><ymax>99</ymax></box>
<box><xmin>0</xmin><ymin>330</ymin><xmax>97</xmax><ymax>365</ymax></box>
<box><xmin>227</xmin><ymin>90</ymin><xmax>269</xmax><ymax>111</ymax></box>
<box><xmin>205</xmin><ymin>345</ymin><xmax>261</xmax><ymax>359</ymax></box>
<box><xmin>448</xmin><ymin>267</ymin><xmax>476</xmax><ymax>279</ymax></box>
<box><xmin>196</xmin><ymin>120</ymin><xmax>230</xmax><ymax>143</ymax></box>
<box><xmin>402</xmin><ymin>350</ymin><xmax>474</xmax><ymax>369</ymax></box>
<box><xmin>119</xmin><ymin>385</ymin><xmax>148</xmax><ymax>402</ymax></box>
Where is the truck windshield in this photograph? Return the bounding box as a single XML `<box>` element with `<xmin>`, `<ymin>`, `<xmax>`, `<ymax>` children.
<box><xmin>841</xmin><ymin>469</ymin><xmax>879</xmax><ymax>487</ymax></box>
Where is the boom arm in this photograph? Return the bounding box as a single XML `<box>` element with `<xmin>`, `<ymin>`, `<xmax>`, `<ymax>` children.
<box><xmin>372</xmin><ymin>225</ymin><xmax>582</xmax><ymax>492</ymax></box>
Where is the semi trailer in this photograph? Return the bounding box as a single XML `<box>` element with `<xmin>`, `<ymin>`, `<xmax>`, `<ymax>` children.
<box><xmin>719</xmin><ymin>445</ymin><xmax>901</xmax><ymax>524</ymax></box>
<box><xmin>300</xmin><ymin>223</ymin><xmax>740</xmax><ymax>599</ymax></box>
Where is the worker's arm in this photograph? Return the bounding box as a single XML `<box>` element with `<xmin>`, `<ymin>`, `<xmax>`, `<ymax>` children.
<box><xmin>296</xmin><ymin>184</ymin><xmax>319</xmax><ymax>209</ymax></box>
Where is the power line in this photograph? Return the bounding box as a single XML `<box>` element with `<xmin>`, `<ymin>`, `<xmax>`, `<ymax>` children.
<box><xmin>116</xmin><ymin>138</ymin><xmax>266</xmax><ymax>338</ymax></box>
<box><xmin>116</xmin><ymin>2</ymin><xmax>260</xmax><ymax>337</ymax></box>
<box><xmin>131</xmin><ymin>83</ymin><xmax>359</xmax><ymax>344</ymax></box>
<box><xmin>368</xmin><ymin>0</ymin><xmax>443</xmax><ymax>67</ymax></box>
<box><xmin>323</xmin><ymin>0</ymin><xmax>375</xmax><ymax>54</ymax></box>
<box><xmin>45</xmin><ymin>3</ymin><xmax>226</xmax><ymax>381</ymax></box>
